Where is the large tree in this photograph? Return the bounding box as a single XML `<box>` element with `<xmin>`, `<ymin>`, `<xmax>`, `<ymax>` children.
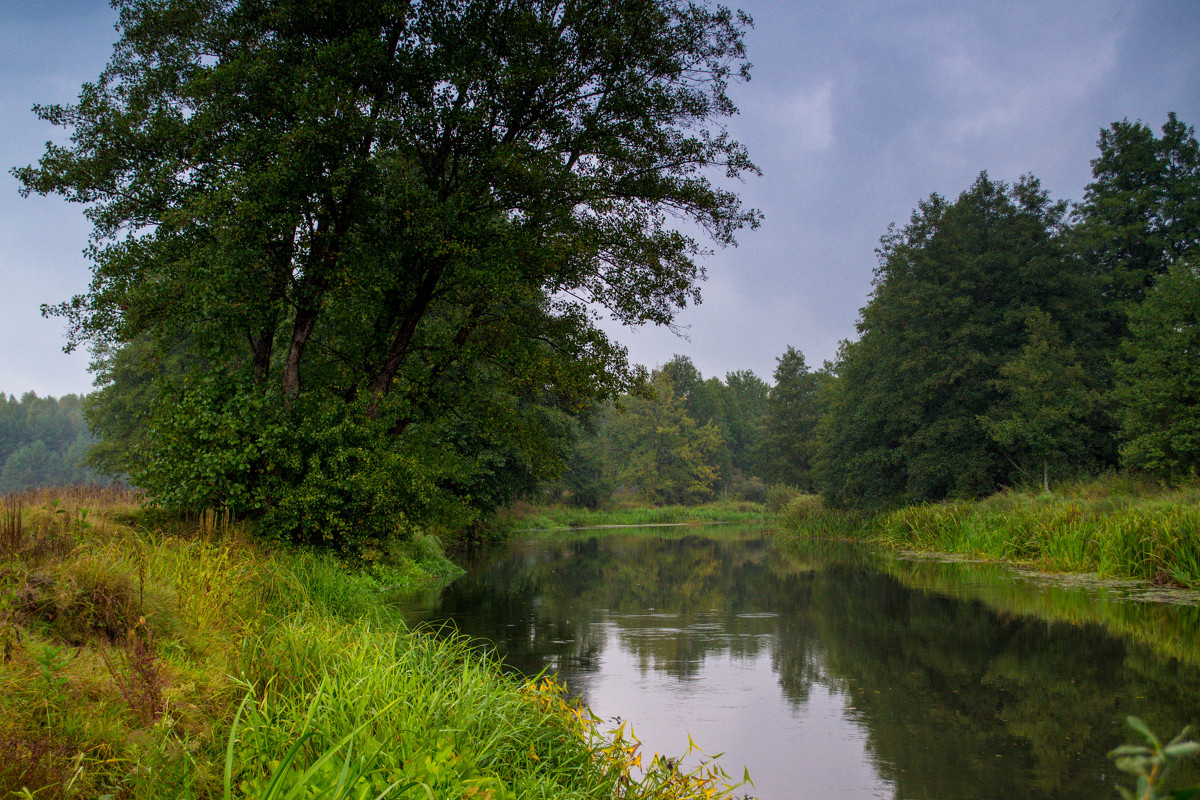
<box><xmin>815</xmin><ymin>174</ymin><xmax>1099</xmax><ymax>507</ymax></box>
<box><xmin>16</xmin><ymin>0</ymin><xmax>758</xmax><ymax>547</ymax></box>
<box><xmin>1073</xmin><ymin>113</ymin><xmax>1200</xmax><ymax>311</ymax></box>
<box><xmin>1070</xmin><ymin>114</ymin><xmax>1200</xmax><ymax>479</ymax></box>
<box><xmin>1115</xmin><ymin>256</ymin><xmax>1200</xmax><ymax>479</ymax></box>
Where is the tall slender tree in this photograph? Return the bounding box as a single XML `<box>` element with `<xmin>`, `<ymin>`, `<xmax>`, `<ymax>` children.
<box><xmin>757</xmin><ymin>347</ymin><xmax>825</xmax><ymax>490</ymax></box>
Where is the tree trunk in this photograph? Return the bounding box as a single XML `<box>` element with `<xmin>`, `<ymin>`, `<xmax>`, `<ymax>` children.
<box><xmin>250</xmin><ymin>325</ymin><xmax>276</xmax><ymax>386</ymax></box>
<box><xmin>366</xmin><ymin>264</ymin><xmax>446</xmax><ymax>414</ymax></box>
<box><xmin>1042</xmin><ymin>458</ymin><xmax>1049</xmax><ymax>493</ymax></box>
<box><xmin>283</xmin><ymin>309</ymin><xmax>318</xmax><ymax>397</ymax></box>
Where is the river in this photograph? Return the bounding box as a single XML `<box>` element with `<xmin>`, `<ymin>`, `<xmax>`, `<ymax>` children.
<box><xmin>399</xmin><ymin>524</ymin><xmax>1200</xmax><ymax>800</ymax></box>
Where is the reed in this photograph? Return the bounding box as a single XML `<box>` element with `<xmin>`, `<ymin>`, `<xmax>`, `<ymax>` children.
<box><xmin>777</xmin><ymin>478</ymin><xmax>1200</xmax><ymax>588</ymax></box>
<box><xmin>2</xmin><ymin>494</ymin><xmax>21</xmax><ymax>554</ymax></box>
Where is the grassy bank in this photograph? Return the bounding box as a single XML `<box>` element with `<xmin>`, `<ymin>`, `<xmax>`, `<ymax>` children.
<box><xmin>777</xmin><ymin>477</ymin><xmax>1200</xmax><ymax>588</ymax></box>
<box><xmin>1</xmin><ymin>487</ymin><xmax>744</xmax><ymax>799</ymax></box>
<box><xmin>505</xmin><ymin>500</ymin><xmax>767</xmax><ymax>531</ymax></box>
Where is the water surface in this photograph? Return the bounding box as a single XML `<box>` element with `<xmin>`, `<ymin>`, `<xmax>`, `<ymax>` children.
<box><xmin>401</xmin><ymin>526</ymin><xmax>1200</xmax><ymax>800</ymax></box>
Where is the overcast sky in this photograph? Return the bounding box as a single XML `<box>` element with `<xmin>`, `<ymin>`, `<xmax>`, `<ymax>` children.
<box><xmin>2</xmin><ymin>0</ymin><xmax>1199</xmax><ymax>398</ymax></box>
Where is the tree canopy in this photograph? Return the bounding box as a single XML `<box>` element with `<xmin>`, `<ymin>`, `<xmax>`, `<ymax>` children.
<box><xmin>16</xmin><ymin>0</ymin><xmax>758</xmax><ymax>547</ymax></box>
<box><xmin>815</xmin><ymin>174</ymin><xmax>1100</xmax><ymax>506</ymax></box>
<box><xmin>1115</xmin><ymin>256</ymin><xmax>1200</xmax><ymax>479</ymax></box>
<box><xmin>555</xmin><ymin>115</ymin><xmax>1200</xmax><ymax>507</ymax></box>
<box><xmin>1073</xmin><ymin>113</ymin><xmax>1200</xmax><ymax>310</ymax></box>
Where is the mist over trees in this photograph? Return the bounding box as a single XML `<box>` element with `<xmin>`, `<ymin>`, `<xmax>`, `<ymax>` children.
<box><xmin>0</xmin><ymin>393</ymin><xmax>101</xmax><ymax>492</ymax></box>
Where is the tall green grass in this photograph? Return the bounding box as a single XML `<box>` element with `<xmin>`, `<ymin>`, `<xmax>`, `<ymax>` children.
<box><xmin>776</xmin><ymin>477</ymin><xmax>1200</xmax><ymax>588</ymax></box>
<box><xmin>0</xmin><ymin>488</ymin><xmax>746</xmax><ymax>799</ymax></box>
<box><xmin>773</xmin><ymin>494</ymin><xmax>867</xmax><ymax>539</ymax></box>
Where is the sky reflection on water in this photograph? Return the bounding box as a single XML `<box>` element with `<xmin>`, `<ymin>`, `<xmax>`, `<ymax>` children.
<box><xmin>576</xmin><ymin>619</ymin><xmax>890</xmax><ymax>799</ymax></box>
<box><xmin>402</xmin><ymin>526</ymin><xmax>1200</xmax><ymax>800</ymax></box>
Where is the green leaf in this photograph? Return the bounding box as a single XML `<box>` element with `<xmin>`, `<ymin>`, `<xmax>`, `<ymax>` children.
<box><xmin>1168</xmin><ymin>727</ymin><xmax>1196</xmax><ymax>748</ymax></box>
<box><xmin>1166</xmin><ymin>789</ymin><xmax>1200</xmax><ymax>800</ymax></box>
<box><xmin>1110</xmin><ymin>745</ymin><xmax>1155</xmax><ymax>758</ymax></box>
<box><xmin>1115</xmin><ymin>755</ymin><xmax>1156</xmax><ymax>775</ymax></box>
<box><xmin>1127</xmin><ymin>716</ymin><xmax>1162</xmax><ymax>749</ymax></box>
<box><xmin>224</xmin><ymin>695</ymin><xmax>252</xmax><ymax>800</ymax></box>
<box><xmin>1164</xmin><ymin>742</ymin><xmax>1200</xmax><ymax>759</ymax></box>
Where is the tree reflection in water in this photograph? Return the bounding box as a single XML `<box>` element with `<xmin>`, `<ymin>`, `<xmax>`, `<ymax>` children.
<box><xmin>402</xmin><ymin>527</ymin><xmax>1200</xmax><ymax>800</ymax></box>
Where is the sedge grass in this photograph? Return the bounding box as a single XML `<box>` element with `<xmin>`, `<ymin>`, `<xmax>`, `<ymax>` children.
<box><xmin>777</xmin><ymin>478</ymin><xmax>1200</xmax><ymax>589</ymax></box>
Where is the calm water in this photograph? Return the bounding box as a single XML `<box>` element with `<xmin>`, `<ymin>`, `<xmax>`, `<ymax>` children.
<box><xmin>400</xmin><ymin>526</ymin><xmax>1200</xmax><ymax>800</ymax></box>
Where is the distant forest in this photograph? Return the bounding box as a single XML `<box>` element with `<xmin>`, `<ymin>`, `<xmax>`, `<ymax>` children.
<box><xmin>0</xmin><ymin>393</ymin><xmax>103</xmax><ymax>492</ymax></box>
<box><xmin>559</xmin><ymin>113</ymin><xmax>1200</xmax><ymax>509</ymax></box>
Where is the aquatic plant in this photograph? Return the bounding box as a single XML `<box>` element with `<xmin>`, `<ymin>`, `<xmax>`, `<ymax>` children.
<box><xmin>1110</xmin><ymin>717</ymin><xmax>1199</xmax><ymax>800</ymax></box>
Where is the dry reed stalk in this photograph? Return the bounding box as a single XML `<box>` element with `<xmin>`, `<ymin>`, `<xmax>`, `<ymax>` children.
<box><xmin>199</xmin><ymin>506</ymin><xmax>236</xmax><ymax>540</ymax></box>
<box><xmin>1</xmin><ymin>495</ymin><xmax>21</xmax><ymax>554</ymax></box>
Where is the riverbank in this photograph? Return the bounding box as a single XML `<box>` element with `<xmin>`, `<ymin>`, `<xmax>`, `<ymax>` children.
<box><xmin>504</xmin><ymin>500</ymin><xmax>767</xmax><ymax>531</ymax></box>
<box><xmin>0</xmin><ymin>487</ymin><xmax>745</xmax><ymax>799</ymax></box>
<box><xmin>776</xmin><ymin>476</ymin><xmax>1200</xmax><ymax>589</ymax></box>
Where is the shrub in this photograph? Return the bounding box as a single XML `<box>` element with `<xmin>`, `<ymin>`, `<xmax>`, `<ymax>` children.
<box><xmin>765</xmin><ymin>484</ymin><xmax>801</xmax><ymax>513</ymax></box>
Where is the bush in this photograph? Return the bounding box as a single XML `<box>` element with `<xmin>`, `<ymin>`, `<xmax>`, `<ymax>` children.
<box><xmin>728</xmin><ymin>473</ymin><xmax>768</xmax><ymax>504</ymax></box>
<box><xmin>136</xmin><ymin>373</ymin><xmax>446</xmax><ymax>554</ymax></box>
<box><xmin>765</xmin><ymin>484</ymin><xmax>801</xmax><ymax>513</ymax></box>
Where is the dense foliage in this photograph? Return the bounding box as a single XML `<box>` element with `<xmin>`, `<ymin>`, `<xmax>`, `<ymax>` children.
<box><xmin>814</xmin><ymin>174</ymin><xmax>1109</xmax><ymax>506</ymax></box>
<box><xmin>755</xmin><ymin>347</ymin><xmax>829</xmax><ymax>491</ymax></box>
<box><xmin>13</xmin><ymin>0</ymin><xmax>1199</xmax><ymax>520</ymax></box>
<box><xmin>559</xmin><ymin>114</ymin><xmax>1200</xmax><ymax>510</ymax></box>
<box><xmin>1116</xmin><ymin>256</ymin><xmax>1200</xmax><ymax>478</ymax></box>
<box><xmin>16</xmin><ymin>0</ymin><xmax>759</xmax><ymax>549</ymax></box>
<box><xmin>556</xmin><ymin>356</ymin><xmax>782</xmax><ymax>507</ymax></box>
<box><xmin>798</xmin><ymin>114</ymin><xmax>1200</xmax><ymax>507</ymax></box>
<box><xmin>0</xmin><ymin>393</ymin><xmax>101</xmax><ymax>492</ymax></box>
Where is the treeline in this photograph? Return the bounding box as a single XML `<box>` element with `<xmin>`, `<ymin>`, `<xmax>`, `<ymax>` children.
<box><xmin>562</xmin><ymin>113</ymin><xmax>1200</xmax><ymax>509</ymax></box>
<box><xmin>554</xmin><ymin>349</ymin><xmax>827</xmax><ymax>507</ymax></box>
<box><xmin>0</xmin><ymin>392</ymin><xmax>101</xmax><ymax>492</ymax></box>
